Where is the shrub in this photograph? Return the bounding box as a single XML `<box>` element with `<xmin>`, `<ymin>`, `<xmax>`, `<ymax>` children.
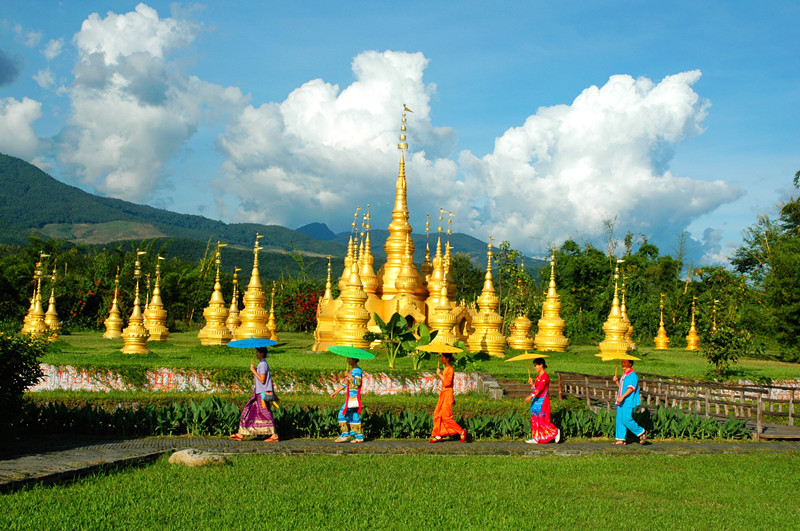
<box><xmin>0</xmin><ymin>329</ymin><xmax>47</xmax><ymax>432</ymax></box>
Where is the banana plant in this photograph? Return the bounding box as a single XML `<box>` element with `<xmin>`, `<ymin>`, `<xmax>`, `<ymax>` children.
<box><xmin>364</xmin><ymin>312</ymin><xmax>437</xmax><ymax>369</ymax></box>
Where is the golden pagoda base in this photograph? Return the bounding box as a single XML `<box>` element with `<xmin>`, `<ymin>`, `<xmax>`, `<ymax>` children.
<box><xmin>534</xmin><ymin>334</ymin><xmax>570</xmax><ymax>352</ymax></box>
<box><xmin>121</xmin><ymin>325</ymin><xmax>151</xmax><ymax>354</ymax></box>
<box><xmin>654</xmin><ymin>332</ymin><xmax>670</xmax><ymax>350</ymax></box>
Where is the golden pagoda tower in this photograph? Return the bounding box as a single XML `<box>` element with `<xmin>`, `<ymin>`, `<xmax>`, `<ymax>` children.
<box><xmin>103</xmin><ymin>266</ymin><xmax>124</xmax><ymax>339</ymax></box>
<box><xmin>429</xmin><ymin>282</ymin><xmax>459</xmax><ymax>345</ymax></box>
<box><xmin>199</xmin><ymin>243</ymin><xmax>233</xmax><ymax>346</ymax></box>
<box><xmin>424</xmin><ymin>232</ymin><xmax>446</xmax><ymax>316</ymax></box>
<box><xmin>332</xmin><ymin>252</ymin><xmax>370</xmax><ymax>348</ymax></box>
<box><xmin>22</xmin><ymin>256</ymin><xmax>49</xmax><ymax>337</ymax></box>
<box><xmin>444</xmin><ymin>211</ymin><xmax>458</xmax><ymax>302</ymax></box>
<box><xmin>420</xmin><ymin>214</ymin><xmax>433</xmax><ymax>286</ymax></box>
<box><xmin>359</xmin><ymin>209</ymin><xmax>381</xmax><ymax>325</ymax></box>
<box><xmin>226</xmin><ymin>267</ymin><xmax>242</xmax><ymax>335</ymax></box>
<box><xmin>620</xmin><ymin>274</ymin><xmax>636</xmax><ymax>350</ymax></box>
<box><xmin>44</xmin><ymin>264</ymin><xmax>61</xmax><ymax>341</ymax></box>
<box><xmin>121</xmin><ymin>251</ymin><xmax>151</xmax><ymax>354</ymax></box>
<box><xmin>685</xmin><ymin>296</ymin><xmax>700</xmax><ymax>351</ymax></box>
<box><xmin>267</xmin><ymin>281</ymin><xmax>279</xmax><ymax>341</ymax></box>
<box><xmin>507</xmin><ymin>263</ymin><xmax>534</xmax><ymax>351</ymax></box>
<box><xmin>235</xmin><ymin>234</ymin><xmax>271</xmax><ymax>340</ymax></box>
<box><xmin>654</xmin><ymin>293</ymin><xmax>670</xmax><ymax>350</ymax></box>
<box><xmin>467</xmin><ymin>242</ymin><xmax>506</xmax><ymax>357</ymax></box>
<box><xmin>142</xmin><ymin>273</ymin><xmax>151</xmax><ymax>329</ymax></box>
<box><xmin>312</xmin><ymin>256</ymin><xmax>340</xmax><ymax>351</ymax></box>
<box><xmin>534</xmin><ymin>250</ymin><xmax>570</xmax><ymax>352</ymax></box>
<box><xmin>598</xmin><ymin>260</ymin><xmax>632</xmax><ymax>358</ymax></box>
<box><xmin>145</xmin><ymin>257</ymin><xmax>169</xmax><ymax>342</ymax></box>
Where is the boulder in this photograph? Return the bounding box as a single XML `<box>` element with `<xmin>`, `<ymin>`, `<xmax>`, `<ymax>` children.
<box><xmin>168</xmin><ymin>448</ymin><xmax>227</xmax><ymax>467</ymax></box>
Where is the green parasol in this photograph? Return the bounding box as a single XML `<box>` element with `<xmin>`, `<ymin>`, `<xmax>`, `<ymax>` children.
<box><xmin>328</xmin><ymin>345</ymin><xmax>375</xmax><ymax>360</ymax></box>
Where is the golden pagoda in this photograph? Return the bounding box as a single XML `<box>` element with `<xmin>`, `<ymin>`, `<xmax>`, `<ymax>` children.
<box><xmin>598</xmin><ymin>260</ymin><xmax>632</xmax><ymax>358</ymax></box>
<box><xmin>467</xmin><ymin>242</ymin><xmax>506</xmax><ymax>357</ymax></box>
<box><xmin>428</xmin><ymin>279</ymin><xmax>459</xmax><ymax>346</ymax></box>
<box><xmin>654</xmin><ymin>293</ymin><xmax>670</xmax><ymax>350</ymax></box>
<box><xmin>534</xmin><ymin>251</ymin><xmax>570</xmax><ymax>352</ymax></box>
<box><xmin>44</xmin><ymin>265</ymin><xmax>61</xmax><ymax>341</ymax></box>
<box><xmin>21</xmin><ymin>256</ymin><xmax>49</xmax><ymax>337</ymax></box>
<box><xmin>103</xmin><ymin>267</ymin><xmax>124</xmax><ymax>339</ymax></box>
<box><xmin>142</xmin><ymin>274</ymin><xmax>151</xmax><ymax>329</ymax></box>
<box><xmin>312</xmin><ymin>256</ymin><xmax>339</xmax><ymax>351</ymax></box>
<box><xmin>226</xmin><ymin>267</ymin><xmax>242</xmax><ymax>335</ymax></box>
<box><xmin>685</xmin><ymin>296</ymin><xmax>700</xmax><ymax>351</ymax></box>
<box><xmin>234</xmin><ymin>234</ymin><xmax>271</xmax><ymax>340</ymax></box>
<box><xmin>420</xmin><ymin>214</ymin><xmax>433</xmax><ymax>285</ymax></box>
<box><xmin>199</xmin><ymin>243</ymin><xmax>233</xmax><ymax>346</ymax></box>
<box><xmin>332</xmin><ymin>250</ymin><xmax>370</xmax><ymax>348</ymax></box>
<box><xmin>121</xmin><ymin>251</ymin><xmax>151</xmax><ymax>354</ymax></box>
<box><xmin>267</xmin><ymin>281</ymin><xmax>279</xmax><ymax>342</ymax></box>
<box><xmin>620</xmin><ymin>274</ymin><xmax>636</xmax><ymax>350</ymax></box>
<box><xmin>507</xmin><ymin>264</ymin><xmax>534</xmax><ymax>352</ymax></box>
<box><xmin>144</xmin><ymin>257</ymin><xmax>169</xmax><ymax>342</ymax></box>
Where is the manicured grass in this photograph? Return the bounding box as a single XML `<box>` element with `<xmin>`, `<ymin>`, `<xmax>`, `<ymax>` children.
<box><xmin>43</xmin><ymin>331</ymin><xmax>800</xmax><ymax>383</ymax></box>
<box><xmin>2</xmin><ymin>453</ymin><xmax>799</xmax><ymax>529</ymax></box>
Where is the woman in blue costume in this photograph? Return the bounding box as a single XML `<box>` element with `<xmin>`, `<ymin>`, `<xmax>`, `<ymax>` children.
<box><xmin>613</xmin><ymin>358</ymin><xmax>646</xmax><ymax>445</ymax></box>
<box><xmin>331</xmin><ymin>357</ymin><xmax>364</xmax><ymax>443</ymax></box>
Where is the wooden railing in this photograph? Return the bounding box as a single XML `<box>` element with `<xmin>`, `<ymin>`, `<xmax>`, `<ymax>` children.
<box><xmin>556</xmin><ymin>371</ymin><xmax>799</xmax><ymax>441</ymax></box>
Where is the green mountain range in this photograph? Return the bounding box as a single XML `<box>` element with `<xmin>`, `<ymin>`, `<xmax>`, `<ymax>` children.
<box><xmin>0</xmin><ymin>153</ymin><xmax>542</xmax><ymax>276</ymax></box>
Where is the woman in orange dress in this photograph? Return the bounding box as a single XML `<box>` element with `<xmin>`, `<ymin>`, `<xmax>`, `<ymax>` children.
<box><xmin>429</xmin><ymin>352</ymin><xmax>467</xmax><ymax>443</ymax></box>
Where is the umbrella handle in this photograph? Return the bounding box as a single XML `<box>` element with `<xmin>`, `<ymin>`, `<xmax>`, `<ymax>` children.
<box><xmin>527</xmin><ymin>359</ymin><xmax>531</xmax><ymax>381</ymax></box>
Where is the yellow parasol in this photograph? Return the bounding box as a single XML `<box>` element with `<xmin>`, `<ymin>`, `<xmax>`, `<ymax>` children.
<box><xmin>417</xmin><ymin>342</ymin><xmax>463</xmax><ymax>370</ymax></box>
<box><xmin>595</xmin><ymin>352</ymin><xmax>640</xmax><ymax>376</ymax></box>
<box><xmin>505</xmin><ymin>352</ymin><xmax>549</xmax><ymax>380</ymax></box>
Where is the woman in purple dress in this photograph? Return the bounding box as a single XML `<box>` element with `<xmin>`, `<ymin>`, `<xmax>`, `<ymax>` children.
<box><xmin>230</xmin><ymin>347</ymin><xmax>278</xmax><ymax>442</ymax></box>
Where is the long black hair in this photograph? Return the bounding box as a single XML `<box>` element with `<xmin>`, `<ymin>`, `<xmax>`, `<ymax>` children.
<box><xmin>533</xmin><ymin>357</ymin><xmax>547</xmax><ymax>369</ymax></box>
<box><xmin>441</xmin><ymin>352</ymin><xmax>455</xmax><ymax>363</ymax></box>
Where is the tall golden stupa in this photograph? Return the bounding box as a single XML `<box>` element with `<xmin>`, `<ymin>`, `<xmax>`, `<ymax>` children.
<box><xmin>507</xmin><ymin>265</ymin><xmax>535</xmax><ymax>352</ymax></box>
<box><xmin>234</xmin><ymin>235</ymin><xmax>271</xmax><ymax>340</ymax></box>
<box><xmin>467</xmin><ymin>242</ymin><xmax>507</xmax><ymax>357</ymax></box>
<box><xmin>121</xmin><ymin>251</ymin><xmax>151</xmax><ymax>354</ymax></box>
<box><xmin>598</xmin><ymin>260</ymin><xmax>632</xmax><ymax>358</ymax></box>
<box><xmin>103</xmin><ymin>267</ymin><xmax>124</xmax><ymax>339</ymax></box>
<box><xmin>225</xmin><ymin>267</ymin><xmax>242</xmax><ymax>335</ymax></box>
<box><xmin>21</xmin><ymin>256</ymin><xmax>49</xmax><ymax>337</ymax></box>
<box><xmin>654</xmin><ymin>293</ymin><xmax>670</xmax><ymax>350</ymax></box>
<box><xmin>267</xmin><ymin>281</ymin><xmax>279</xmax><ymax>341</ymax></box>
<box><xmin>533</xmin><ymin>251</ymin><xmax>570</xmax><ymax>352</ymax></box>
<box><xmin>144</xmin><ymin>257</ymin><xmax>169</xmax><ymax>342</ymax></box>
<box><xmin>311</xmin><ymin>108</ymin><xmax>472</xmax><ymax>351</ymax></box>
<box><xmin>43</xmin><ymin>265</ymin><xmax>61</xmax><ymax>341</ymax></box>
<box><xmin>198</xmin><ymin>243</ymin><xmax>233</xmax><ymax>346</ymax></box>
<box><xmin>685</xmin><ymin>297</ymin><xmax>700</xmax><ymax>351</ymax></box>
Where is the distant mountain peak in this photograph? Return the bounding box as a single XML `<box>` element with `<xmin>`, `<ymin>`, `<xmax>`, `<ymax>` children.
<box><xmin>295</xmin><ymin>222</ymin><xmax>337</xmax><ymax>241</ymax></box>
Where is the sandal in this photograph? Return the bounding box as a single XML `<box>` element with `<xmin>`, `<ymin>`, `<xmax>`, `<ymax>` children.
<box><xmin>350</xmin><ymin>438</ymin><xmax>364</xmax><ymax>444</ymax></box>
<box><xmin>612</xmin><ymin>440</ymin><xmax>627</xmax><ymax>445</ymax></box>
<box><xmin>265</xmin><ymin>435</ymin><xmax>279</xmax><ymax>443</ymax></box>
<box><xmin>229</xmin><ymin>434</ymin><xmax>243</xmax><ymax>441</ymax></box>
<box><xmin>639</xmin><ymin>430</ymin><xmax>647</xmax><ymax>445</ymax></box>
<box><xmin>429</xmin><ymin>437</ymin><xmax>443</xmax><ymax>443</ymax></box>
<box><xmin>460</xmin><ymin>430</ymin><xmax>467</xmax><ymax>443</ymax></box>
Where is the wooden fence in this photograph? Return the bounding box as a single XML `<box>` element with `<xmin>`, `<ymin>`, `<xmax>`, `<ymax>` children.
<box><xmin>555</xmin><ymin>371</ymin><xmax>799</xmax><ymax>441</ymax></box>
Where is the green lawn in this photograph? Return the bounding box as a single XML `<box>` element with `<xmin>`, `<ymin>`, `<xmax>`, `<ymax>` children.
<box><xmin>43</xmin><ymin>331</ymin><xmax>800</xmax><ymax>383</ymax></box>
<box><xmin>2</xmin><ymin>453</ymin><xmax>798</xmax><ymax>529</ymax></box>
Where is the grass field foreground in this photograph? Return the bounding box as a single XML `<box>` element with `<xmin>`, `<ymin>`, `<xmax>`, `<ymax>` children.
<box><xmin>2</xmin><ymin>453</ymin><xmax>798</xmax><ymax>529</ymax></box>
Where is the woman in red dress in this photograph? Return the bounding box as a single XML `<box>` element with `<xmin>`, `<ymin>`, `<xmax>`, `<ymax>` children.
<box><xmin>429</xmin><ymin>352</ymin><xmax>467</xmax><ymax>443</ymax></box>
<box><xmin>524</xmin><ymin>358</ymin><xmax>560</xmax><ymax>444</ymax></box>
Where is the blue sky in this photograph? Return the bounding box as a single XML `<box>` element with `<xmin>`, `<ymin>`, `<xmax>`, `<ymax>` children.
<box><xmin>1</xmin><ymin>1</ymin><xmax>798</xmax><ymax>264</ymax></box>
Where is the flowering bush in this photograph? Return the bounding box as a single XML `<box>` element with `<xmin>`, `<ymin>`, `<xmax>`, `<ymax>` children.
<box><xmin>0</xmin><ymin>326</ymin><xmax>47</xmax><ymax>432</ymax></box>
<box><xmin>274</xmin><ymin>279</ymin><xmax>326</xmax><ymax>332</ymax></box>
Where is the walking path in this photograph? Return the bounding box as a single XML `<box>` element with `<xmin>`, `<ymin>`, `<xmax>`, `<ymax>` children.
<box><xmin>2</xmin><ymin>436</ymin><xmax>799</xmax><ymax>492</ymax></box>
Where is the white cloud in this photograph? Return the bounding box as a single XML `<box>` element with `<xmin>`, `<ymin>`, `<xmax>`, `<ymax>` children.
<box><xmin>55</xmin><ymin>3</ymin><xmax>245</xmax><ymax>201</ymax></box>
<box><xmin>0</xmin><ymin>97</ymin><xmax>42</xmax><ymax>159</ymax></box>
<box><xmin>33</xmin><ymin>68</ymin><xmax>54</xmax><ymax>88</ymax></box>
<box><xmin>14</xmin><ymin>24</ymin><xmax>42</xmax><ymax>48</ymax></box>
<box><xmin>42</xmin><ymin>38</ymin><xmax>64</xmax><ymax>60</ymax></box>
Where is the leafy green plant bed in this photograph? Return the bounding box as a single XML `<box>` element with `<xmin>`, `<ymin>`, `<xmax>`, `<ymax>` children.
<box><xmin>17</xmin><ymin>393</ymin><xmax>748</xmax><ymax>441</ymax></box>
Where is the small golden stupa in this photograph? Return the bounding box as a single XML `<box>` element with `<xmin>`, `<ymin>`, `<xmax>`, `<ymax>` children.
<box><xmin>685</xmin><ymin>296</ymin><xmax>700</xmax><ymax>351</ymax></box>
<box><xmin>267</xmin><ymin>281</ymin><xmax>279</xmax><ymax>342</ymax></box>
<box><xmin>44</xmin><ymin>265</ymin><xmax>61</xmax><ymax>341</ymax></box>
<box><xmin>467</xmin><ymin>242</ymin><xmax>507</xmax><ymax>357</ymax></box>
<box><xmin>21</xmin><ymin>257</ymin><xmax>49</xmax><ymax>337</ymax></box>
<box><xmin>121</xmin><ymin>251</ymin><xmax>151</xmax><ymax>354</ymax></box>
<box><xmin>225</xmin><ymin>267</ymin><xmax>242</xmax><ymax>335</ymax></box>
<box><xmin>311</xmin><ymin>256</ymin><xmax>339</xmax><ymax>351</ymax></box>
<box><xmin>427</xmin><ymin>235</ymin><xmax>459</xmax><ymax>346</ymax></box>
<box><xmin>620</xmin><ymin>274</ymin><xmax>636</xmax><ymax>350</ymax></box>
<box><xmin>145</xmin><ymin>257</ymin><xmax>169</xmax><ymax>342</ymax></box>
<box><xmin>142</xmin><ymin>274</ymin><xmax>151</xmax><ymax>330</ymax></box>
<box><xmin>332</xmin><ymin>247</ymin><xmax>370</xmax><ymax>348</ymax></box>
<box><xmin>103</xmin><ymin>267</ymin><xmax>124</xmax><ymax>339</ymax></box>
<box><xmin>533</xmin><ymin>251</ymin><xmax>570</xmax><ymax>352</ymax></box>
<box><xmin>598</xmin><ymin>260</ymin><xmax>632</xmax><ymax>358</ymax></box>
<box><xmin>198</xmin><ymin>243</ymin><xmax>233</xmax><ymax>346</ymax></box>
<box><xmin>654</xmin><ymin>293</ymin><xmax>670</xmax><ymax>350</ymax></box>
<box><xmin>235</xmin><ymin>235</ymin><xmax>271</xmax><ymax>340</ymax></box>
<box><xmin>507</xmin><ymin>265</ymin><xmax>534</xmax><ymax>352</ymax></box>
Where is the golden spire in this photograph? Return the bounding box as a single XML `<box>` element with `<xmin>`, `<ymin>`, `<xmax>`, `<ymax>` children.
<box><xmin>654</xmin><ymin>292</ymin><xmax>670</xmax><ymax>350</ymax></box>
<box><xmin>322</xmin><ymin>256</ymin><xmax>333</xmax><ymax>301</ymax></box>
<box><xmin>685</xmin><ymin>296</ymin><xmax>700</xmax><ymax>351</ymax></box>
<box><xmin>507</xmin><ymin>261</ymin><xmax>534</xmax><ymax>352</ymax></box>
<box><xmin>103</xmin><ymin>266</ymin><xmax>124</xmax><ymax>339</ymax></box>
<box><xmin>23</xmin><ymin>254</ymin><xmax>51</xmax><ymax>337</ymax></box>
<box><xmin>360</xmin><ymin>207</ymin><xmax>378</xmax><ymax>296</ymax></box>
<box><xmin>145</xmin><ymin>256</ymin><xmax>169</xmax><ymax>341</ymax></box>
<box><xmin>199</xmin><ymin>243</ymin><xmax>232</xmax><ymax>345</ymax></box>
<box><xmin>267</xmin><ymin>281</ymin><xmax>279</xmax><ymax>341</ymax></box>
<box><xmin>620</xmin><ymin>272</ymin><xmax>636</xmax><ymax>349</ymax></box>
<box><xmin>534</xmin><ymin>249</ymin><xmax>569</xmax><ymax>352</ymax></box>
<box><xmin>333</xmin><ymin>248</ymin><xmax>370</xmax><ymax>348</ymax></box>
<box><xmin>598</xmin><ymin>259</ymin><xmax>631</xmax><ymax>358</ymax></box>
<box><xmin>467</xmin><ymin>240</ymin><xmax>506</xmax><ymax>357</ymax></box>
<box><xmin>122</xmin><ymin>250</ymin><xmax>151</xmax><ymax>354</ymax></box>
<box><xmin>235</xmin><ymin>234</ymin><xmax>270</xmax><ymax>340</ymax></box>
<box><xmin>44</xmin><ymin>263</ymin><xmax>61</xmax><ymax>341</ymax></box>
<box><xmin>226</xmin><ymin>267</ymin><xmax>242</xmax><ymax>334</ymax></box>
<box><xmin>421</xmin><ymin>213</ymin><xmax>432</xmax><ymax>284</ymax></box>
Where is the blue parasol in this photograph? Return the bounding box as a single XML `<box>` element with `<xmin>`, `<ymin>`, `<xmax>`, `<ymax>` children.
<box><xmin>227</xmin><ymin>338</ymin><xmax>278</xmax><ymax>349</ymax></box>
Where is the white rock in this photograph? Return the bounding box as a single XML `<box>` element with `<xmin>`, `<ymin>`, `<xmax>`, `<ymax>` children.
<box><xmin>168</xmin><ymin>448</ymin><xmax>227</xmax><ymax>467</ymax></box>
